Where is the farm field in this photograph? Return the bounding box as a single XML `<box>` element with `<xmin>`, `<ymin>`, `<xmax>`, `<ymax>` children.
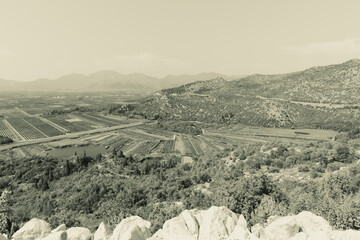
<box><xmin>23</xmin><ymin>117</ymin><xmax>64</xmax><ymax>137</ymax></box>
<box><xmin>6</xmin><ymin>118</ymin><xmax>47</xmax><ymax>140</ymax></box>
<box><xmin>43</xmin><ymin>115</ymin><xmax>95</xmax><ymax>133</ymax></box>
<box><xmin>0</xmin><ymin>120</ymin><xmax>16</xmax><ymax>140</ymax></box>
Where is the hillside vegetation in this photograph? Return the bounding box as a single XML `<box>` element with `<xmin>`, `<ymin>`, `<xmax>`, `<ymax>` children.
<box><xmin>130</xmin><ymin>60</ymin><xmax>360</xmax><ymax>131</ymax></box>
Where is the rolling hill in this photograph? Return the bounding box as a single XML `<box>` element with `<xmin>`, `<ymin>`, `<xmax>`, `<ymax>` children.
<box><xmin>132</xmin><ymin>59</ymin><xmax>360</xmax><ymax>131</ymax></box>
<box><xmin>0</xmin><ymin>72</ymin><xmax>239</xmax><ymax>92</ymax></box>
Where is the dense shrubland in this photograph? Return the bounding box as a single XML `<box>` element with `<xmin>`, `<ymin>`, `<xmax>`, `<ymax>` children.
<box><xmin>0</xmin><ymin>139</ymin><xmax>359</xmax><ymax>237</ymax></box>
<box><xmin>0</xmin><ymin>136</ymin><xmax>13</xmax><ymax>145</ymax></box>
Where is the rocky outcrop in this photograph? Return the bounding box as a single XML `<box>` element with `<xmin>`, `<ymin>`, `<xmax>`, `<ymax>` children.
<box><xmin>5</xmin><ymin>207</ymin><xmax>360</xmax><ymax>240</ymax></box>
<box><xmin>110</xmin><ymin>216</ymin><xmax>152</xmax><ymax>240</ymax></box>
<box><xmin>66</xmin><ymin>227</ymin><xmax>92</xmax><ymax>240</ymax></box>
<box><xmin>51</xmin><ymin>224</ymin><xmax>66</xmax><ymax>233</ymax></box>
<box><xmin>11</xmin><ymin>218</ymin><xmax>51</xmax><ymax>240</ymax></box>
<box><xmin>94</xmin><ymin>222</ymin><xmax>112</xmax><ymax>240</ymax></box>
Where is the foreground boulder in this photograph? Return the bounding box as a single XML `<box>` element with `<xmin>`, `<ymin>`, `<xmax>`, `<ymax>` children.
<box><xmin>94</xmin><ymin>222</ymin><xmax>112</xmax><ymax>240</ymax></box>
<box><xmin>39</xmin><ymin>231</ymin><xmax>67</xmax><ymax>240</ymax></box>
<box><xmin>197</xmin><ymin>206</ymin><xmax>239</xmax><ymax>240</ymax></box>
<box><xmin>111</xmin><ymin>216</ymin><xmax>152</xmax><ymax>240</ymax></box>
<box><xmin>12</xmin><ymin>218</ymin><xmax>51</xmax><ymax>240</ymax></box>
<box><xmin>66</xmin><ymin>227</ymin><xmax>92</xmax><ymax>240</ymax></box>
<box><xmin>51</xmin><ymin>224</ymin><xmax>67</xmax><ymax>233</ymax></box>
<box><xmin>157</xmin><ymin>206</ymin><xmax>246</xmax><ymax>240</ymax></box>
<box><xmin>0</xmin><ymin>234</ymin><xmax>7</xmax><ymax>240</ymax></box>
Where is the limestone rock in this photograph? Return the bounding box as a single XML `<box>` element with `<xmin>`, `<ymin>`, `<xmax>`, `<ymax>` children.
<box><xmin>251</xmin><ymin>224</ymin><xmax>265</xmax><ymax>238</ymax></box>
<box><xmin>94</xmin><ymin>222</ymin><xmax>112</xmax><ymax>240</ymax></box>
<box><xmin>51</xmin><ymin>224</ymin><xmax>66</xmax><ymax>233</ymax></box>
<box><xmin>146</xmin><ymin>229</ymin><xmax>164</xmax><ymax>240</ymax></box>
<box><xmin>12</xmin><ymin>218</ymin><xmax>51</xmax><ymax>240</ymax></box>
<box><xmin>197</xmin><ymin>206</ymin><xmax>238</xmax><ymax>240</ymax></box>
<box><xmin>307</xmin><ymin>230</ymin><xmax>330</xmax><ymax>240</ymax></box>
<box><xmin>227</xmin><ymin>215</ymin><xmax>252</xmax><ymax>240</ymax></box>
<box><xmin>66</xmin><ymin>227</ymin><xmax>92</xmax><ymax>240</ymax></box>
<box><xmin>162</xmin><ymin>209</ymin><xmax>200</xmax><ymax>240</ymax></box>
<box><xmin>111</xmin><ymin>216</ymin><xmax>151</xmax><ymax>240</ymax></box>
<box><xmin>263</xmin><ymin>216</ymin><xmax>299</xmax><ymax>240</ymax></box>
<box><xmin>289</xmin><ymin>232</ymin><xmax>307</xmax><ymax>240</ymax></box>
<box><xmin>0</xmin><ymin>234</ymin><xmax>7</xmax><ymax>240</ymax></box>
<box><xmin>39</xmin><ymin>231</ymin><xmax>67</xmax><ymax>240</ymax></box>
<box><xmin>295</xmin><ymin>211</ymin><xmax>332</xmax><ymax>234</ymax></box>
<box><xmin>330</xmin><ymin>230</ymin><xmax>360</xmax><ymax>240</ymax></box>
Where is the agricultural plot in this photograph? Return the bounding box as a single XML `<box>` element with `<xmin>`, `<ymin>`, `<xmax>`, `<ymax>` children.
<box><xmin>43</xmin><ymin>115</ymin><xmax>94</xmax><ymax>132</ymax></box>
<box><xmin>195</xmin><ymin>136</ymin><xmax>224</xmax><ymax>152</ymax></box>
<box><xmin>110</xmin><ymin>137</ymin><xmax>132</xmax><ymax>151</ymax></box>
<box><xmin>87</xmin><ymin>113</ymin><xmax>131</xmax><ymax>125</ymax></box>
<box><xmin>128</xmin><ymin>141</ymin><xmax>159</xmax><ymax>155</ymax></box>
<box><xmin>23</xmin><ymin>117</ymin><xmax>63</xmax><ymax>137</ymax></box>
<box><xmin>71</xmin><ymin>113</ymin><xmax>117</xmax><ymax>127</ymax></box>
<box><xmin>181</xmin><ymin>135</ymin><xmax>205</xmax><ymax>155</ymax></box>
<box><xmin>137</xmin><ymin>126</ymin><xmax>176</xmax><ymax>138</ymax></box>
<box><xmin>162</xmin><ymin>140</ymin><xmax>175</xmax><ymax>153</ymax></box>
<box><xmin>7</xmin><ymin>118</ymin><xmax>47</xmax><ymax>140</ymax></box>
<box><xmin>0</xmin><ymin>120</ymin><xmax>16</xmax><ymax>140</ymax></box>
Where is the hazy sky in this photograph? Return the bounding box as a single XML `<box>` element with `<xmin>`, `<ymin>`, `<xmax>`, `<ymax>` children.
<box><xmin>1</xmin><ymin>0</ymin><xmax>360</xmax><ymax>81</ymax></box>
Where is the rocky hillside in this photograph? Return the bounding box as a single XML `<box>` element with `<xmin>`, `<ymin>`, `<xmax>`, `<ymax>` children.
<box><xmin>132</xmin><ymin>60</ymin><xmax>360</xmax><ymax>130</ymax></box>
<box><xmin>2</xmin><ymin>206</ymin><xmax>359</xmax><ymax>240</ymax></box>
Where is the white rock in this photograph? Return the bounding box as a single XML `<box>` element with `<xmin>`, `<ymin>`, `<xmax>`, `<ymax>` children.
<box><xmin>251</xmin><ymin>224</ymin><xmax>265</xmax><ymax>238</ymax></box>
<box><xmin>39</xmin><ymin>231</ymin><xmax>67</xmax><ymax>240</ymax></box>
<box><xmin>295</xmin><ymin>211</ymin><xmax>332</xmax><ymax>234</ymax></box>
<box><xmin>51</xmin><ymin>224</ymin><xmax>66</xmax><ymax>233</ymax></box>
<box><xmin>66</xmin><ymin>227</ymin><xmax>93</xmax><ymax>240</ymax></box>
<box><xmin>263</xmin><ymin>216</ymin><xmax>300</xmax><ymax>240</ymax></box>
<box><xmin>146</xmin><ymin>229</ymin><xmax>164</xmax><ymax>240</ymax></box>
<box><xmin>197</xmin><ymin>206</ymin><xmax>238</xmax><ymax>240</ymax></box>
<box><xmin>162</xmin><ymin>209</ymin><xmax>199</xmax><ymax>240</ymax></box>
<box><xmin>330</xmin><ymin>230</ymin><xmax>360</xmax><ymax>240</ymax></box>
<box><xmin>289</xmin><ymin>232</ymin><xmax>307</xmax><ymax>240</ymax></box>
<box><xmin>307</xmin><ymin>230</ymin><xmax>330</xmax><ymax>240</ymax></box>
<box><xmin>94</xmin><ymin>222</ymin><xmax>112</xmax><ymax>240</ymax></box>
<box><xmin>111</xmin><ymin>216</ymin><xmax>151</xmax><ymax>240</ymax></box>
<box><xmin>227</xmin><ymin>215</ymin><xmax>252</xmax><ymax>240</ymax></box>
<box><xmin>0</xmin><ymin>234</ymin><xmax>7</xmax><ymax>240</ymax></box>
<box><xmin>12</xmin><ymin>218</ymin><xmax>51</xmax><ymax>240</ymax></box>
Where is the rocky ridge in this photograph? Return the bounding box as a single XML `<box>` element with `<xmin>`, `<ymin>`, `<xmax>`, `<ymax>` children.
<box><xmin>2</xmin><ymin>206</ymin><xmax>359</xmax><ymax>240</ymax></box>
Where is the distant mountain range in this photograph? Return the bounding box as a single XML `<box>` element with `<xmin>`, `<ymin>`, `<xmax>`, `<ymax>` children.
<box><xmin>132</xmin><ymin>59</ymin><xmax>360</xmax><ymax>131</ymax></box>
<box><xmin>0</xmin><ymin>71</ymin><xmax>242</xmax><ymax>92</ymax></box>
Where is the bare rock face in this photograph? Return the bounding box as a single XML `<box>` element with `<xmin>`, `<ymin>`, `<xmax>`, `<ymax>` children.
<box><xmin>12</xmin><ymin>218</ymin><xmax>51</xmax><ymax>240</ymax></box>
<box><xmin>94</xmin><ymin>222</ymin><xmax>112</xmax><ymax>240</ymax></box>
<box><xmin>110</xmin><ymin>216</ymin><xmax>152</xmax><ymax>240</ymax></box>
<box><xmin>39</xmin><ymin>231</ymin><xmax>67</xmax><ymax>240</ymax></box>
<box><xmin>51</xmin><ymin>224</ymin><xmax>66</xmax><ymax>233</ymax></box>
<box><xmin>66</xmin><ymin>227</ymin><xmax>93</xmax><ymax>240</ymax></box>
